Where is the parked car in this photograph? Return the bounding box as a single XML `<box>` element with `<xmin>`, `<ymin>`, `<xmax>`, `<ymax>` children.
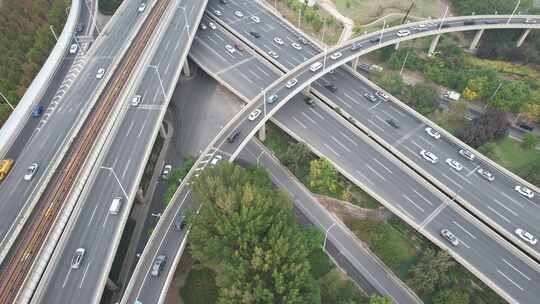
<box><xmin>248</xmin><ymin>109</ymin><xmax>262</xmax><ymax>121</ymax></box>
<box><xmin>96</xmin><ymin>68</ymin><xmax>105</xmax><ymax>79</ymax></box>
<box><xmin>324</xmin><ymin>84</ymin><xmax>337</xmax><ymax>93</ymax></box>
<box><xmin>266</xmin><ymin>94</ymin><xmax>278</xmax><ymax>104</ymax></box>
<box><xmin>161</xmin><ymin>165</ymin><xmax>172</xmax><ymax>179</ymax></box>
<box><xmin>210</xmin><ymin>155</ymin><xmax>222</xmax><ymax>166</ymax></box>
<box><xmin>363</xmin><ymin>93</ymin><xmax>378</xmax><ymax>103</ymax></box>
<box><xmin>249</xmin><ymin>31</ymin><xmax>260</xmax><ymax>38</ymax></box>
<box><xmin>234</xmin><ymin>10</ymin><xmax>244</xmax><ymax>17</ymax></box>
<box><xmin>250</xmin><ymin>16</ymin><xmax>260</xmax><ymax>23</ymax></box>
<box><xmin>291</xmin><ymin>42</ymin><xmax>302</xmax><ymax>50</ymax></box>
<box><xmin>286</xmin><ymin>78</ymin><xmax>298</xmax><ymax>88</ymax></box>
<box><xmin>304</xmin><ymin>96</ymin><xmax>315</xmax><ymax>107</ymax></box>
<box><xmin>375</xmin><ymin>90</ymin><xmax>389</xmax><ymax>101</ymax></box>
<box><xmin>330</xmin><ymin>52</ymin><xmax>342</xmax><ymax>60</ymax></box>
<box><xmin>131</xmin><ymin>95</ymin><xmax>142</xmax><ymax>107</ymax></box>
<box><xmin>137</xmin><ymin>2</ymin><xmax>146</xmax><ymax>12</ymax></box>
<box><xmin>227</xmin><ymin>130</ymin><xmax>241</xmax><ymax>143</ymax></box>
<box><xmin>69</xmin><ymin>43</ymin><xmax>78</xmax><ymax>54</ymax></box>
<box><xmin>174</xmin><ymin>215</ymin><xmax>186</xmax><ymax>231</ymax></box>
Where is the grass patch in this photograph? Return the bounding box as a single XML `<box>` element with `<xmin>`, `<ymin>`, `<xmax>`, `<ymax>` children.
<box><xmin>180</xmin><ymin>266</ymin><xmax>218</xmax><ymax>304</ymax></box>
<box><xmin>492</xmin><ymin>136</ymin><xmax>540</xmax><ymax>172</ymax></box>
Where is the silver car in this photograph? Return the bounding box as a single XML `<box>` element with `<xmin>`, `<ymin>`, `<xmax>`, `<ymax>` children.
<box><xmin>476</xmin><ymin>168</ymin><xmax>494</xmax><ymax>182</ymax></box>
<box><xmin>458</xmin><ymin>148</ymin><xmax>475</xmax><ymax>161</ymax></box>
<box><xmin>515</xmin><ymin>185</ymin><xmax>534</xmax><ymax>199</ymax></box>
<box><xmin>24</xmin><ymin>163</ymin><xmax>39</xmax><ymax>181</ymax></box>
<box><xmin>515</xmin><ymin>228</ymin><xmax>537</xmax><ymax>245</ymax></box>
<box><xmin>151</xmin><ymin>255</ymin><xmax>167</xmax><ymax>277</ymax></box>
<box><xmin>71</xmin><ymin>248</ymin><xmax>86</xmax><ymax>269</ymax></box>
<box><xmin>425</xmin><ymin>127</ymin><xmax>441</xmax><ymax>139</ymax></box>
<box><xmin>420</xmin><ymin>149</ymin><xmax>438</xmax><ymax>164</ymax></box>
<box><xmin>445</xmin><ymin>158</ymin><xmax>463</xmax><ymax>171</ymax></box>
<box><xmin>440</xmin><ymin>229</ymin><xmax>459</xmax><ymax>246</ymax></box>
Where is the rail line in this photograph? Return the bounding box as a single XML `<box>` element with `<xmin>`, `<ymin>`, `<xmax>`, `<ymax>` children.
<box><xmin>0</xmin><ymin>0</ymin><xmax>172</xmax><ymax>302</ymax></box>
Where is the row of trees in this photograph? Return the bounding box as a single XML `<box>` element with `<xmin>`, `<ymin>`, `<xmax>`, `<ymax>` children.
<box><xmin>277</xmin><ymin>0</ymin><xmax>341</xmax><ymax>41</ymax></box>
<box><xmin>0</xmin><ymin>0</ymin><xmax>68</xmax><ymax>126</ymax></box>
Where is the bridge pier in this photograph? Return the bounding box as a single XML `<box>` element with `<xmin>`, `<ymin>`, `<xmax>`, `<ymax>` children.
<box><xmin>352</xmin><ymin>57</ymin><xmax>359</xmax><ymax>70</ymax></box>
<box><xmin>516</xmin><ymin>28</ymin><xmax>531</xmax><ymax>47</ymax></box>
<box><xmin>258</xmin><ymin>123</ymin><xmax>266</xmax><ymax>141</ymax></box>
<box><xmin>394</xmin><ymin>41</ymin><xmax>400</xmax><ymax>50</ymax></box>
<box><xmin>302</xmin><ymin>85</ymin><xmax>311</xmax><ymax>96</ymax></box>
<box><xmin>136</xmin><ymin>188</ymin><xmax>145</xmax><ymax>204</ymax></box>
<box><xmin>182</xmin><ymin>61</ymin><xmax>191</xmax><ymax>77</ymax></box>
<box><xmin>106</xmin><ymin>278</ymin><xmax>120</xmax><ymax>292</ymax></box>
<box><xmin>469</xmin><ymin>29</ymin><xmax>485</xmax><ymax>51</ymax></box>
<box><xmin>428</xmin><ymin>34</ymin><xmax>441</xmax><ymax>57</ymax></box>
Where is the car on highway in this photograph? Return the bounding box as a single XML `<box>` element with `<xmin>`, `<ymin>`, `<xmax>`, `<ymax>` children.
<box><xmin>24</xmin><ymin>163</ymin><xmax>39</xmax><ymax>181</ymax></box>
<box><xmin>396</xmin><ymin>29</ymin><xmax>410</xmax><ymax>37</ymax></box>
<box><xmin>324</xmin><ymin>84</ymin><xmax>337</xmax><ymax>93</ymax></box>
<box><xmin>71</xmin><ymin>248</ymin><xmax>86</xmax><ymax>269</ymax></box>
<box><xmin>208</xmin><ymin>22</ymin><xmax>216</xmax><ymax>30</ymax></box>
<box><xmin>375</xmin><ymin>90</ymin><xmax>390</xmax><ymax>101</ymax></box>
<box><xmin>363</xmin><ymin>92</ymin><xmax>378</xmax><ymax>103</ymax></box>
<box><xmin>131</xmin><ymin>95</ymin><xmax>141</xmax><ymax>107</ymax></box>
<box><xmin>109</xmin><ymin>197</ymin><xmax>123</xmax><ymax>215</ymax></box>
<box><xmin>75</xmin><ymin>23</ymin><xmax>85</xmax><ymax>34</ymax></box>
<box><xmin>137</xmin><ymin>2</ymin><xmax>146</xmax><ymax>12</ymax></box>
<box><xmin>350</xmin><ymin>43</ymin><xmax>362</xmax><ymax>51</ymax></box>
<box><xmin>286</xmin><ymin>78</ymin><xmax>298</xmax><ymax>88</ymax></box>
<box><xmin>425</xmin><ymin>127</ymin><xmax>441</xmax><ymax>139</ymax></box>
<box><xmin>440</xmin><ymin>229</ymin><xmax>459</xmax><ymax>246</ymax></box>
<box><xmin>210</xmin><ymin>155</ymin><xmax>222</xmax><ymax>166</ymax></box>
<box><xmin>268</xmin><ymin>50</ymin><xmax>279</xmax><ymax>59</ymax></box>
<box><xmin>150</xmin><ymin>255</ymin><xmax>167</xmax><ymax>277</ymax></box>
<box><xmin>225</xmin><ymin>44</ymin><xmax>236</xmax><ymax>54</ymax></box>
<box><xmin>174</xmin><ymin>215</ymin><xmax>186</xmax><ymax>231</ymax></box>
<box><xmin>234</xmin><ymin>10</ymin><xmax>244</xmax><ymax>18</ymax></box>
<box><xmin>446</xmin><ymin>158</ymin><xmax>463</xmax><ymax>171</ymax></box>
<box><xmin>250</xmin><ymin>16</ymin><xmax>260</xmax><ymax>23</ymax></box>
<box><xmin>386</xmin><ymin>119</ymin><xmax>400</xmax><ymax>129</ymax></box>
<box><xmin>515</xmin><ymin>228</ymin><xmax>537</xmax><ymax>245</ymax></box>
<box><xmin>200</xmin><ymin>23</ymin><xmax>207</xmax><ymax>30</ymax></box>
<box><xmin>266</xmin><ymin>94</ymin><xmax>279</xmax><ymax>104</ymax></box>
<box><xmin>525</xmin><ymin>18</ymin><xmax>537</xmax><ymax>24</ymax></box>
<box><xmin>291</xmin><ymin>42</ymin><xmax>302</xmax><ymax>50</ymax></box>
<box><xmin>515</xmin><ymin>185</ymin><xmax>534</xmax><ymax>199</ymax></box>
<box><xmin>369</xmin><ymin>37</ymin><xmax>381</xmax><ymax>43</ymax></box>
<box><xmin>273</xmin><ymin>37</ymin><xmax>284</xmax><ymax>45</ymax></box>
<box><xmin>458</xmin><ymin>148</ymin><xmax>475</xmax><ymax>161</ymax></box>
<box><xmin>96</xmin><ymin>68</ymin><xmax>105</xmax><ymax>79</ymax></box>
<box><xmin>213</xmin><ymin>9</ymin><xmax>222</xmax><ymax>16</ymax></box>
<box><xmin>162</xmin><ymin>165</ymin><xmax>172</xmax><ymax>179</ymax></box>
<box><xmin>32</xmin><ymin>105</ymin><xmax>44</xmax><ymax>117</ymax></box>
<box><xmin>304</xmin><ymin>96</ymin><xmax>315</xmax><ymax>107</ymax></box>
<box><xmin>476</xmin><ymin>168</ymin><xmax>494</xmax><ymax>182</ymax></box>
<box><xmin>69</xmin><ymin>43</ymin><xmax>78</xmax><ymax>54</ymax></box>
<box><xmin>330</xmin><ymin>51</ymin><xmax>342</xmax><ymax>60</ymax></box>
<box><xmin>420</xmin><ymin>149</ymin><xmax>438</xmax><ymax>164</ymax></box>
<box><xmin>248</xmin><ymin>109</ymin><xmax>262</xmax><ymax>121</ymax></box>
<box><xmin>227</xmin><ymin>130</ymin><xmax>241</xmax><ymax>143</ymax></box>
<box><xmin>309</xmin><ymin>62</ymin><xmax>322</xmax><ymax>72</ymax></box>
<box><xmin>0</xmin><ymin>159</ymin><xmax>14</xmax><ymax>182</ymax></box>
<box><xmin>249</xmin><ymin>31</ymin><xmax>260</xmax><ymax>38</ymax></box>
<box><xmin>219</xmin><ymin>0</ymin><xmax>228</xmax><ymax>3</ymax></box>
<box><xmin>298</xmin><ymin>37</ymin><xmax>308</xmax><ymax>45</ymax></box>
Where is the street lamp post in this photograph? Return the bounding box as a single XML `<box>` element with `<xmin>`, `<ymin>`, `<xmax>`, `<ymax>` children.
<box><xmin>321</xmin><ymin>18</ymin><xmax>328</xmax><ymax>71</ymax></box>
<box><xmin>439</xmin><ymin>5</ymin><xmax>449</xmax><ymax>31</ymax></box>
<box><xmin>49</xmin><ymin>25</ymin><xmax>59</xmax><ymax>41</ymax></box>
<box><xmin>508</xmin><ymin>0</ymin><xmax>521</xmax><ymax>24</ymax></box>
<box><xmin>149</xmin><ymin>65</ymin><xmax>166</xmax><ymax>98</ymax></box>
<box><xmin>180</xmin><ymin>6</ymin><xmax>191</xmax><ymax>37</ymax></box>
<box><xmin>379</xmin><ymin>18</ymin><xmax>386</xmax><ymax>46</ymax></box>
<box><xmin>0</xmin><ymin>91</ymin><xmax>15</xmax><ymax>111</ymax></box>
<box><xmin>262</xmin><ymin>88</ymin><xmax>267</xmax><ymax>117</ymax></box>
<box><xmin>323</xmin><ymin>223</ymin><xmax>336</xmax><ymax>250</ymax></box>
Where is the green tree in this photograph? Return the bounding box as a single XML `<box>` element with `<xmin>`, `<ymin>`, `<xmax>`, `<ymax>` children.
<box><xmin>372</xmin><ymin>72</ymin><xmax>405</xmax><ymax>97</ymax></box>
<box><xmin>433</xmin><ymin>288</ymin><xmax>470</xmax><ymax>304</ymax></box>
<box><xmin>407</xmin><ymin>249</ymin><xmax>455</xmax><ymax>295</ymax></box>
<box><xmin>320</xmin><ymin>270</ymin><xmax>365</xmax><ymax>304</ymax></box>
<box><xmin>477</xmin><ymin>142</ymin><xmax>499</xmax><ymax>161</ymax></box>
<box><xmin>519</xmin><ymin>155</ymin><xmax>540</xmax><ymax>186</ymax></box>
<box><xmin>404</xmin><ymin>84</ymin><xmax>439</xmax><ymax>115</ymax></box>
<box><xmin>522</xmin><ymin>133</ymin><xmax>539</xmax><ymax>150</ymax></box>
<box><xmin>369</xmin><ymin>294</ymin><xmax>393</xmax><ymax>304</ymax></box>
<box><xmin>308</xmin><ymin>158</ymin><xmax>339</xmax><ymax>194</ymax></box>
<box><xmin>283</xmin><ymin>142</ymin><xmax>313</xmax><ymax>177</ymax></box>
<box><xmin>489</xmin><ymin>81</ymin><xmax>531</xmax><ymax>113</ymax></box>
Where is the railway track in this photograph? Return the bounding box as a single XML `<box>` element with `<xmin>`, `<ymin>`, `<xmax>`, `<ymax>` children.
<box><xmin>0</xmin><ymin>0</ymin><xmax>172</xmax><ymax>302</ymax></box>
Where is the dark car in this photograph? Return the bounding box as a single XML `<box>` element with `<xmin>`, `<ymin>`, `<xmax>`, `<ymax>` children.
<box><xmin>484</xmin><ymin>20</ymin><xmax>498</xmax><ymax>24</ymax></box>
<box><xmin>464</xmin><ymin>20</ymin><xmax>476</xmax><ymax>26</ymax></box>
<box><xmin>249</xmin><ymin>31</ymin><xmax>260</xmax><ymax>38</ymax></box>
<box><xmin>174</xmin><ymin>215</ymin><xmax>186</xmax><ymax>231</ymax></box>
<box><xmin>324</xmin><ymin>84</ymin><xmax>337</xmax><ymax>93</ymax></box>
<box><xmin>304</xmin><ymin>96</ymin><xmax>315</xmax><ymax>107</ymax></box>
<box><xmin>369</xmin><ymin>37</ymin><xmax>381</xmax><ymax>43</ymax></box>
<box><xmin>219</xmin><ymin>0</ymin><xmax>228</xmax><ymax>3</ymax></box>
<box><xmin>363</xmin><ymin>92</ymin><xmax>377</xmax><ymax>103</ymax></box>
<box><xmin>518</xmin><ymin>122</ymin><xmax>534</xmax><ymax>131</ymax></box>
<box><xmin>351</xmin><ymin>43</ymin><xmax>362</xmax><ymax>51</ymax></box>
<box><xmin>32</xmin><ymin>105</ymin><xmax>44</xmax><ymax>118</ymax></box>
<box><xmin>75</xmin><ymin>23</ymin><xmax>85</xmax><ymax>34</ymax></box>
<box><xmin>386</xmin><ymin>119</ymin><xmax>400</xmax><ymax>129</ymax></box>
<box><xmin>298</xmin><ymin>37</ymin><xmax>308</xmax><ymax>45</ymax></box>
<box><xmin>227</xmin><ymin>130</ymin><xmax>241</xmax><ymax>143</ymax></box>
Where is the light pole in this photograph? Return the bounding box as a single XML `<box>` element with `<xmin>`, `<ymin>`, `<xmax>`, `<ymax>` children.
<box><xmin>507</xmin><ymin>0</ymin><xmax>521</xmax><ymax>24</ymax></box>
<box><xmin>379</xmin><ymin>18</ymin><xmax>386</xmax><ymax>46</ymax></box>
<box><xmin>321</xmin><ymin>17</ymin><xmax>328</xmax><ymax>71</ymax></box>
<box><xmin>400</xmin><ymin>51</ymin><xmax>410</xmax><ymax>75</ymax></box>
<box><xmin>261</xmin><ymin>88</ymin><xmax>267</xmax><ymax>117</ymax></box>
<box><xmin>438</xmin><ymin>5</ymin><xmax>449</xmax><ymax>31</ymax></box>
<box><xmin>0</xmin><ymin>91</ymin><xmax>15</xmax><ymax>111</ymax></box>
<box><xmin>323</xmin><ymin>223</ymin><xmax>336</xmax><ymax>250</ymax></box>
<box><xmin>149</xmin><ymin>65</ymin><xmax>166</xmax><ymax>98</ymax></box>
<box><xmin>180</xmin><ymin>6</ymin><xmax>191</xmax><ymax>37</ymax></box>
<box><xmin>298</xmin><ymin>8</ymin><xmax>302</xmax><ymax>29</ymax></box>
<box><xmin>49</xmin><ymin>25</ymin><xmax>59</xmax><ymax>41</ymax></box>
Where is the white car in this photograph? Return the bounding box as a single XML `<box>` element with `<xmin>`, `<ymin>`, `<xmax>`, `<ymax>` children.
<box><xmin>285</xmin><ymin>78</ymin><xmax>298</xmax><ymax>88</ymax></box>
<box><xmin>268</xmin><ymin>50</ymin><xmax>279</xmax><ymax>59</ymax></box>
<box><xmin>476</xmin><ymin>168</ymin><xmax>494</xmax><ymax>182</ymax></box>
<box><xmin>524</xmin><ymin>18</ymin><xmax>536</xmax><ymax>24</ymax></box>
<box><xmin>440</xmin><ymin>229</ymin><xmax>459</xmax><ymax>246</ymax></box>
<box><xmin>375</xmin><ymin>90</ymin><xmax>390</xmax><ymax>101</ymax></box>
<box><xmin>137</xmin><ymin>3</ymin><xmax>146</xmax><ymax>12</ymax></box>
<box><xmin>458</xmin><ymin>149</ymin><xmax>475</xmax><ymax>161</ymax></box>
<box><xmin>330</xmin><ymin>52</ymin><xmax>342</xmax><ymax>60</ymax></box>
<box><xmin>234</xmin><ymin>10</ymin><xmax>244</xmax><ymax>17</ymax></box>
<box><xmin>273</xmin><ymin>37</ymin><xmax>284</xmax><ymax>45</ymax></box>
<box><xmin>71</xmin><ymin>248</ymin><xmax>86</xmax><ymax>269</ymax></box>
<box><xmin>162</xmin><ymin>165</ymin><xmax>172</xmax><ymax>179</ymax></box>
<box><xmin>96</xmin><ymin>68</ymin><xmax>105</xmax><ymax>79</ymax></box>
<box><xmin>24</xmin><ymin>163</ymin><xmax>39</xmax><ymax>181</ymax></box>
<box><xmin>515</xmin><ymin>228</ymin><xmax>537</xmax><ymax>245</ymax></box>
<box><xmin>396</xmin><ymin>29</ymin><xmax>410</xmax><ymax>37</ymax></box>
<box><xmin>208</xmin><ymin>22</ymin><xmax>216</xmax><ymax>30</ymax></box>
<box><xmin>250</xmin><ymin>16</ymin><xmax>260</xmax><ymax>23</ymax></box>
<box><xmin>225</xmin><ymin>44</ymin><xmax>236</xmax><ymax>54</ymax></box>
<box><xmin>420</xmin><ymin>149</ymin><xmax>438</xmax><ymax>164</ymax></box>
<box><xmin>210</xmin><ymin>155</ymin><xmax>222</xmax><ymax>166</ymax></box>
<box><xmin>69</xmin><ymin>43</ymin><xmax>78</xmax><ymax>54</ymax></box>
<box><xmin>291</xmin><ymin>42</ymin><xmax>302</xmax><ymax>50</ymax></box>
<box><xmin>200</xmin><ymin>23</ymin><xmax>207</xmax><ymax>30</ymax></box>
<box><xmin>417</xmin><ymin>23</ymin><xmax>428</xmax><ymax>30</ymax></box>
<box><xmin>446</xmin><ymin>158</ymin><xmax>463</xmax><ymax>171</ymax></box>
<box><xmin>248</xmin><ymin>109</ymin><xmax>262</xmax><ymax>121</ymax></box>
<box><xmin>131</xmin><ymin>95</ymin><xmax>141</xmax><ymax>107</ymax></box>
<box><xmin>515</xmin><ymin>185</ymin><xmax>534</xmax><ymax>199</ymax></box>
<box><xmin>425</xmin><ymin>127</ymin><xmax>441</xmax><ymax>139</ymax></box>
<box><xmin>214</xmin><ymin>9</ymin><xmax>222</xmax><ymax>16</ymax></box>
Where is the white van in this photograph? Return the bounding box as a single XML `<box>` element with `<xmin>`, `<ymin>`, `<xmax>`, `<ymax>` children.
<box><xmin>309</xmin><ymin>61</ymin><xmax>322</xmax><ymax>72</ymax></box>
<box><xmin>109</xmin><ymin>197</ymin><xmax>123</xmax><ymax>215</ymax></box>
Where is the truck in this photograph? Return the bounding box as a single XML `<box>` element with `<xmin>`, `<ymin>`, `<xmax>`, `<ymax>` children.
<box><xmin>0</xmin><ymin>159</ymin><xmax>14</xmax><ymax>182</ymax></box>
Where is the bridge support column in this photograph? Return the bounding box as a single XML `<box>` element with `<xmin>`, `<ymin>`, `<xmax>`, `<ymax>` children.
<box><xmin>428</xmin><ymin>34</ymin><xmax>441</xmax><ymax>57</ymax></box>
<box><xmin>394</xmin><ymin>41</ymin><xmax>400</xmax><ymax>50</ymax></box>
<box><xmin>160</xmin><ymin>123</ymin><xmax>167</xmax><ymax>137</ymax></box>
<box><xmin>302</xmin><ymin>85</ymin><xmax>311</xmax><ymax>96</ymax></box>
<box><xmin>136</xmin><ymin>188</ymin><xmax>145</xmax><ymax>204</ymax></box>
<box><xmin>352</xmin><ymin>57</ymin><xmax>359</xmax><ymax>70</ymax></box>
<box><xmin>182</xmin><ymin>61</ymin><xmax>191</xmax><ymax>77</ymax></box>
<box><xmin>469</xmin><ymin>29</ymin><xmax>485</xmax><ymax>51</ymax></box>
<box><xmin>258</xmin><ymin>123</ymin><xmax>266</xmax><ymax>141</ymax></box>
<box><xmin>516</xmin><ymin>29</ymin><xmax>531</xmax><ymax>47</ymax></box>
<box><xmin>106</xmin><ymin>278</ymin><xmax>119</xmax><ymax>291</ymax></box>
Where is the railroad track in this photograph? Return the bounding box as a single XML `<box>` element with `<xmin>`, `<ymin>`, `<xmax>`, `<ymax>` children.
<box><xmin>0</xmin><ymin>0</ymin><xmax>172</xmax><ymax>302</ymax></box>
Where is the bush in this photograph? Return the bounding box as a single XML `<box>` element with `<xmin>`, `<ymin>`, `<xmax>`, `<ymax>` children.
<box><xmin>180</xmin><ymin>267</ymin><xmax>218</xmax><ymax>304</ymax></box>
<box><xmin>457</xmin><ymin>108</ymin><xmax>509</xmax><ymax>148</ymax></box>
<box><xmin>522</xmin><ymin>133</ymin><xmax>539</xmax><ymax>150</ymax></box>
<box><xmin>308</xmin><ymin>249</ymin><xmax>333</xmax><ymax>279</ymax></box>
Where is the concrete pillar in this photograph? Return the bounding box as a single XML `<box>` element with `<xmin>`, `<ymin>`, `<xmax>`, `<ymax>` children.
<box><xmin>469</xmin><ymin>29</ymin><xmax>485</xmax><ymax>51</ymax></box>
<box><xmin>395</xmin><ymin>41</ymin><xmax>400</xmax><ymax>50</ymax></box>
<box><xmin>302</xmin><ymin>85</ymin><xmax>311</xmax><ymax>96</ymax></box>
<box><xmin>516</xmin><ymin>29</ymin><xmax>531</xmax><ymax>48</ymax></box>
<box><xmin>106</xmin><ymin>278</ymin><xmax>119</xmax><ymax>291</ymax></box>
<box><xmin>428</xmin><ymin>34</ymin><xmax>441</xmax><ymax>57</ymax></box>
<box><xmin>160</xmin><ymin>123</ymin><xmax>167</xmax><ymax>137</ymax></box>
<box><xmin>182</xmin><ymin>61</ymin><xmax>191</xmax><ymax>77</ymax></box>
<box><xmin>352</xmin><ymin>57</ymin><xmax>359</xmax><ymax>70</ymax></box>
<box><xmin>136</xmin><ymin>188</ymin><xmax>145</xmax><ymax>204</ymax></box>
<box><xmin>258</xmin><ymin>123</ymin><xmax>266</xmax><ymax>142</ymax></box>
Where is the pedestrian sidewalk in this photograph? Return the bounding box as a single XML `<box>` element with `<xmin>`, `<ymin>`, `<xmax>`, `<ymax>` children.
<box><xmin>315</xmin><ymin>0</ymin><xmax>354</xmax><ymax>43</ymax></box>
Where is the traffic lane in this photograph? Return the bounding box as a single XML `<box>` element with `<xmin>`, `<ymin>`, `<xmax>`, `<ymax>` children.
<box><xmin>426</xmin><ymin>207</ymin><xmax>540</xmax><ymax>304</ymax></box>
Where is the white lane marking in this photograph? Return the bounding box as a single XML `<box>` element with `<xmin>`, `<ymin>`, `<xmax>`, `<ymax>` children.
<box><xmin>138</xmin><ymin>117</ymin><xmax>148</xmax><ymax>138</ymax></box>
<box><xmin>355</xmin><ymin>170</ymin><xmax>375</xmax><ymax>186</ymax></box>
<box><xmin>240</xmin><ymin>73</ymin><xmax>254</xmax><ymax>84</ymax></box>
<box><xmin>410</xmin><ymin>140</ymin><xmax>423</xmax><ymax>150</ymax></box>
<box><xmin>393</xmin><ymin>123</ymin><xmax>425</xmax><ymax>146</ymax></box>
<box><xmin>440</xmin><ymin>172</ymin><xmax>463</xmax><ymax>189</ymax></box>
<box><xmin>334</xmin><ymin>95</ymin><xmax>352</xmax><ymax>109</ymax></box>
<box><xmin>339</xmin><ymin>131</ymin><xmax>358</xmax><ymax>146</ymax></box>
<box><xmin>308</xmin><ymin>107</ymin><xmax>325</xmax><ymax>120</ymax></box>
<box><xmin>216</xmin><ymin>56</ymin><xmax>254</xmax><ymax>75</ymax></box>
<box><xmin>367</xmin><ymin>119</ymin><xmax>385</xmax><ymax>133</ymax></box>
<box><xmin>331</xmin><ymin>136</ymin><xmax>351</xmax><ymax>153</ymax></box>
<box><xmin>452</xmin><ymin>220</ymin><xmax>477</xmax><ymax>239</ymax></box>
<box><xmin>502</xmin><ymin>259</ymin><xmax>531</xmax><ymax>281</ymax></box>
<box><xmin>62</xmin><ymin>268</ymin><xmax>72</xmax><ymax>288</ymax></box>
<box><xmin>88</xmin><ymin>204</ymin><xmax>99</xmax><ymax>227</ymax></box>
<box><xmin>413</xmin><ymin>190</ymin><xmax>433</xmax><ymax>206</ymax></box>
<box><xmin>291</xmin><ymin>116</ymin><xmax>307</xmax><ymax>129</ymax></box>
<box><xmin>500</xmin><ymin>192</ymin><xmax>525</xmax><ymax>208</ymax></box>
<box><xmin>373</xmin><ymin>158</ymin><xmax>393</xmax><ymax>174</ymax></box>
<box><xmin>486</xmin><ymin>205</ymin><xmax>511</xmax><ymax>223</ymax></box>
<box><xmin>342</xmin><ymin>92</ymin><xmax>360</xmax><ymax>105</ymax></box>
<box><xmin>402</xmin><ymin>194</ymin><xmax>425</xmax><ymax>212</ymax></box>
<box><xmin>403</xmin><ymin>145</ymin><xmax>420</xmax><ymax>158</ymax></box>
<box><xmin>396</xmin><ymin>203</ymin><xmax>416</xmax><ymax>221</ymax></box>
<box><xmin>447</xmin><ymin>166</ymin><xmax>472</xmax><ymax>185</ymax></box>
<box><xmin>466</xmin><ymin>165</ymin><xmax>480</xmax><ymax>177</ymax></box>
<box><xmin>458</xmin><ymin>239</ymin><xmax>471</xmax><ymax>249</ymax></box>
<box><xmin>365</xmin><ymin>164</ymin><xmax>386</xmax><ymax>181</ymax></box>
<box><xmin>420</xmin><ymin>203</ymin><xmax>447</xmax><ymax>227</ymax></box>
<box><xmin>350</xmin><ymin>87</ymin><xmax>365</xmax><ymax>98</ymax></box>
<box><xmin>255</xmin><ymin>65</ymin><xmax>271</xmax><ymax>77</ymax></box>
<box><xmin>497</xmin><ymin>269</ymin><xmax>524</xmax><ymax>291</ymax></box>
<box><xmin>122</xmin><ymin>157</ymin><xmax>132</xmax><ymax>179</ymax></box>
<box><xmin>79</xmin><ymin>261</ymin><xmax>91</xmax><ymax>288</ymax></box>
<box><xmin>248</xmin><ymin>69</ymin><xmax>262</xmax><ymax>81</ymax></box>
<box><xmin>323</xmin><ymin>143</ymin><xmax>341</xmax><ymax>157</ymax></box>
<box><xmin>300</xmin><ymin>111</ymin><xmax>316</xmax><ymax>124</ymax></box>
<box><xmin>417</xmin><ymin>135</ymin><xmax>435</xmax><ymax>148</ymax></box>
<box><xmin>369</xmin><ymin>100</ymin><xmax>382</xmax><ymax>110</ymax></box>
<box><xmin>388</xmin><ymin>105</ymin><xmax>407</xmax><ymax>117</ymax></box>
<box><xmin>492</xmin><ymin>198</ymin><xmax>518</xmax><ymax>217</ymax></box>
<box><xmin>380</xmin><ymin>110</ymin><xmax>398</xmax><ymax>121</ymax></box>
<box><xmin>126</xmin><ymin>119</ymin><xmax>136</xmax><ymax>137</ymax></box>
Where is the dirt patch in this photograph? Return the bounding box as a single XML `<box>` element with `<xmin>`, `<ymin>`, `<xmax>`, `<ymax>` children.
<box><xmin>316</xmin><ymin>194</ymin><xmax>392</xmax><ymax>221</ymax></box>
<box><xmin>165</xmin><ymin>249</ymin><xmax>196</xmax><ymax>304</ymax></box>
